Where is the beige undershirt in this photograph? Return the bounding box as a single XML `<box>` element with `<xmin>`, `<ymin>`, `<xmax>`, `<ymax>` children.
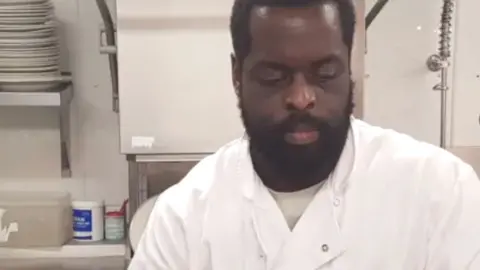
<box><xmin>266</xmin><ymin>127</ymin><xmax>355</xmax><ymax>230</ymax></box>
<box><xmin>269</xmin><ymin>182</ymin><xmax>323</xmax><ymax>230</ymax></box>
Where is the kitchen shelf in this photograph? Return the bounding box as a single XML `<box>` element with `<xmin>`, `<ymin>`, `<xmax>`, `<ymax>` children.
<box><xmin>0</xmin><ymin>240</ymin><xmax>126</xmax><ymax>259</ymax></box>
<box><xmin>0</xmin><ymin>83</ymin><xmax>73</xmax><ymax>107</ymax></box>
<box><xmin>0</xmin><ymin>74</ymin><xmax>74</xmax><ymax>177</ymax></box>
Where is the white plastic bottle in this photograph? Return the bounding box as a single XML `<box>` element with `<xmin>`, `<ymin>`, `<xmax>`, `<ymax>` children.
<box><xmin>72</xmin><ymin>201</ymin><xmax>104</xmax><ymax>241</ymax></box>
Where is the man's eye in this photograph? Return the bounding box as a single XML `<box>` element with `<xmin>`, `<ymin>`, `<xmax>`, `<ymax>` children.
<box><xmin>258</xmin><ymin>69</ymin><xmax>286</xmax><ymax>82</ymax></box>
<box><xmin>316</xmin><ymin>63</ymin><xmax>338</xmax><ymax>78</ymax></box>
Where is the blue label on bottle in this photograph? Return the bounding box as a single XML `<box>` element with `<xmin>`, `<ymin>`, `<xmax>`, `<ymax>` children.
<box><xmin>73</xmin><ymin>209</ymin><xmax>92</xmax><ymax>232</ymax></box>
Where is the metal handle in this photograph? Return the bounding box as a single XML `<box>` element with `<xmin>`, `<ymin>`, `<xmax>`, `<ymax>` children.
<box><xmin>99</xmin><ymin>27</ymin><xmax>117</xmax><ymax>55</ymax></box>
<box><xmin>95</xmin><ymin>0</ymin><xmax>119</xmax><ymax>112</ymax></box>
<box><xmin>99</xmin><ymin>26</ymin><xmax>119</xmax><ymax>112</ymax></box>
<box><xmin>426</xmin><ymin>55</ymin><xmax>448</xmax><ymax>73</ymax></box>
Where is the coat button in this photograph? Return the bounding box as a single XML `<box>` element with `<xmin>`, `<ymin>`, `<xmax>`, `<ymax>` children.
<box><xmin>322</xmin><ymin>244</ymin><xmax>329</xmax><ymax>252</ymax></box>
<box><xmin>333</xmin><ymin>197</ymin><xmax>341</xmax><ymax>207</ymax></box>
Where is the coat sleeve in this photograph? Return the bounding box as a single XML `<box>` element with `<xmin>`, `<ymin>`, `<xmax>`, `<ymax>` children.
<box><xmin>425</xmin><ymin>165</ymin><xmax>480</xmax><ymax>269</ymax></box>
<box><xmin>128</xmin><ymin>189</ymin><xmax>189</xmax><ymax>270</ymax></box>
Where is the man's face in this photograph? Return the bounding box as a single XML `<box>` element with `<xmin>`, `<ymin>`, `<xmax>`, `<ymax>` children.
<box><xmin>233</xmin><ymin>3</ymin><xmax>353</xmax><ymax>177</ymax></box>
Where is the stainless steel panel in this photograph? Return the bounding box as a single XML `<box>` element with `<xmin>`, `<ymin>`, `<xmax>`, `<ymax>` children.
<box><xmin>116</xmin><ymin>0</ymin><xmax>243</xmax><ymax>155</ymax></box>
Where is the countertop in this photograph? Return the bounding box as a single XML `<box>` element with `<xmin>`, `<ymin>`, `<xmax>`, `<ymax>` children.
<box><xmin>0</xmin><ymin>257</ymin><xmax>128</xmax><ymax>270</ymax></box>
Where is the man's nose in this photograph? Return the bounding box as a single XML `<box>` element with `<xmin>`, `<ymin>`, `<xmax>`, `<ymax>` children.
<box><xmin>284</xmin><ymin>73</ymin><xmax>316</xmax><ymax>111</ymax></box>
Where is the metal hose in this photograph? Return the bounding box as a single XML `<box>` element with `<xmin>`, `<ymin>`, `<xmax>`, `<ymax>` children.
<box><xmin>366</xmin><ymin>0</ymin><xmax>390</xmax><ymax>30</ymax></box>
<box><xmin>439</xmin><ymin>0</ymin><xmax>454</xmax><ymax>59</ymax></box>
<box><xmin>426</xmin><ymin>0</ymin><xmax>455</xmax><ymax>148</ymax></box>
<box><xmin>438</xmin><ymin>0</ymin><xmax>455</xmax><ymax>148</ymax></box>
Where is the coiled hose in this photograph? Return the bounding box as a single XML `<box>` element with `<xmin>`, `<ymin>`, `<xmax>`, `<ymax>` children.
<box><xmin>437</xmin><ymin>0</ymin><xmax>455</xmax><ymax>148</ymax></box>
<box><xmin>439</xmin><ymin>0</ymin><xmax>454</xmax><ymax>59</ymax></box>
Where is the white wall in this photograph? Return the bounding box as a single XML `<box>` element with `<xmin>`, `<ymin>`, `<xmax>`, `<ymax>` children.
<box><xmin>364</xmin><ymin>0</ymin><xmax>480</xmax><ymax>150</ymax></box>
<box><xmin>364</xmin><ymin>0</ymin><xmax>445</xmax><ymax>145</ymax></box>
<box><xmin>0</xmin><ymin>0</ymin><xmax>128</xmax><ymax>206</ymax></box>
<box><xmin>450</xmin><ymin>0</ymin><xmax>480</xmax><ymax>147</ymax></box>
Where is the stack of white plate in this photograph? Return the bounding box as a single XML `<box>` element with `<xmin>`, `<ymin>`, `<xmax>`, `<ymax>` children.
<box><xmin>0</xmin><ymin>0</ymin><xmax>61</xmax><ymax>92</ymax></box>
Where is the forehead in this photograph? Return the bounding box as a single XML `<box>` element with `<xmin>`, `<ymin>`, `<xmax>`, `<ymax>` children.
<box><xmin>247</xmin><ymin>4</ymin><xmax>345</xmax><ymax>65</ymax></box>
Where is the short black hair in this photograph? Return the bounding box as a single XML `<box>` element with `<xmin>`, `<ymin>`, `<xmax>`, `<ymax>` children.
<box><xmin>230</xmin><ymin>0</ymin><xmax>356</xmax><ymax>65</ymax></box>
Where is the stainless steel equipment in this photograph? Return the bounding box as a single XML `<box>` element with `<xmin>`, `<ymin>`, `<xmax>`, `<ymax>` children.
<box><xmin>426</xmin><ymin>0</ymin><xmax>455</xmax><ymax>148</ymax></box>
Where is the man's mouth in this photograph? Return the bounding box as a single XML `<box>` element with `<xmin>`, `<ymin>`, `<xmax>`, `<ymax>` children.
<box><xmin>284</xmin><ymin>129</ymin><xmax>319</xmax><ymax>145</ymax></box>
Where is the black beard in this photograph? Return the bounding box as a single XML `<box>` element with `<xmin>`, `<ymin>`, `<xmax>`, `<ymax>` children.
<box><xmin>240</xmin><ymin>87</ymin><xmax>354</xmax><ymax>180</ymax></box>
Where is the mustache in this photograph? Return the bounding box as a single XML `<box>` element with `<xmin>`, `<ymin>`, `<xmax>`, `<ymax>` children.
<box><xmin>273</xmin><ymin>113</ymin><xmax>333</xmax><ymax>133</ymax></box>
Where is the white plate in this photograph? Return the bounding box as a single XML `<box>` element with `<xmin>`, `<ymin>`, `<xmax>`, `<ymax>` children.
<box><xmin>0</xmin><ymin>2</ymin><xmax>51</xmax><ymax>9</ymax></box>
<box><xmin>0</xmin><ymin>42</ymin><xmax>57</xmax><ymax>48</ymax></box>
<box><xmin>0</xmin><ymin>7</ymin><xmax>52</xmax><ymax>14</ymax></box>
<box><xmin>0</xmin><ymin>14</ymin><xmax>51</xmax><ymax>21</ymax></box>
<box><xmin>0</xmin><ymin>56</ymin><xmax>58</xmax><ymax>63</ymax></box>
<box><xmin>0</xmin><ymin>57</ymin><xmax>60</xmax><ymax>63</ymax></box>
<box><xmin>0</xmin><ymin>58</ymin><xmax>58</xmax><ymax>63</ymax></box>
<box><xmin>0</xmin><ymin>11</ymin><xmax>50</xmax><ymax>17</ymax></box>
<box><xmin>0</xmin><ymin>1</ymin><xmax>50</xmax><ymax>6</ymax></box>
<box><xmin>0</xmin><ymin>65</ymin><xmax>57</xmax><ymax>72</ymax></box>
<box><xmin>0</xmin><ymin>43</ymin><xmax>58</xmax><ymax>49</ymax></box>
<box><xmin>0</xmin><ymin>35</ymin><xmax>56</xmax><ymax>43</ymax></box>
<box><xmin>129</xmin><ymin>196</ymin><xmax>158</xmax><ymax>252</ymax></box>
<box><xmin>0</xmin><ymin>9</ymin><xmax>51</xmax><ymax>15</ymax></box>
<box><xmin>0</xmin><ymin>48</ymin><xmax>59</xmax><ymax>55</ymax></box>
<box><xmin>0</xmin><ymin>0</ymin><xmax>50</xmax><ymax>4</ymax></box>
<box><xmin>0</xmin><ymin>50</ymin><xmax>58</xmax><ymax>56</ymax></box>
<box><xmin>0</xmin><ymin>61</ymin><xmax>59</xmax><ymax>68</ymax></box>
<box><xmin>0</xmin><ymin>30</ymin><xmax>54</xmax><ymax>38</ymax></box>
<box><xmin>0</xmin><ymin>70</ymin><xmax>58</xmax><ymax>77</ymax></box>
<box><xmin>0</xmin><ymin>22</ymin><xmax>54</xmax><ymax>31</ymax></box>
<box><xmin>0</xmin><ymin>44</ymin><xmax>58</xmax><ymax>50</ymax></box>
<box><xmin>0</xmin><ymin>52</ymin><xmax>59</xmax><ymax>58</ymax></box>
<box><xmin>0</xmin><ymin>37</ymin><xmax>58</xmax><ymax>48</ymax></box>
<box><xmin>0</xmin><ymin>49</ymin><xmax>58</xmax><ymax>56</ymax></box>
<box><xmin>0</xmin><ymin>53</ymin><xmax>59</xmax><ymax>59</ymax></box>
<box><xmin>0</xmin><ymin>15</ymin><xmax>52</xmax><ymax>25</ymax></box>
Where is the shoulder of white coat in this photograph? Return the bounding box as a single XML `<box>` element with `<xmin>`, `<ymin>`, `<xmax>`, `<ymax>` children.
<box><xmin>154</xmin><ymin>138</ymin><xmax>246</xmax><ymax>219</ymax></box>
<box><xmin>352</xmin><ymin>119</ymin><xmax>477</xmax><ymax>186</ymax></box>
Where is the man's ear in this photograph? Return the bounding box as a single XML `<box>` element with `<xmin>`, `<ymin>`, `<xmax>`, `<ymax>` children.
<box><xmin>231</xmin><ymin>53</ymin><xmax>241</xmax><ymax>96</ymax></box>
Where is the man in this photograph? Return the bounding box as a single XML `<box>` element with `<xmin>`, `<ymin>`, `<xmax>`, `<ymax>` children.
<box><xmin>129</xmin><ymin>0</ymin><xmax>480</xmax><ymax>269</ymax></box>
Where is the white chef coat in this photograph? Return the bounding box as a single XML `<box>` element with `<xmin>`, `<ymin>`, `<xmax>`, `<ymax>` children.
<box><xmin>129</xmin><ymin>119</ymin><xmax>480</xmax><ymax>270</ymax></box>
